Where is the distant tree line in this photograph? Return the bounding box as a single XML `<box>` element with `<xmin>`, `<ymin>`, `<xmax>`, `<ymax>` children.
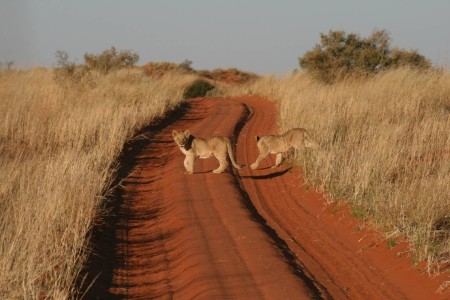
<box><xmin>53</xmin><ymin>30</ymin><xmax>431</xmax><ymax>86</ymax></box>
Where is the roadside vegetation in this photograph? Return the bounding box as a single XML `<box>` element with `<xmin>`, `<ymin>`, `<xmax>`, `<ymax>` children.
<box><xmin>0</xmin><ymin>59</ymin><xmax>195</xmax><ymax>298</ymax></box>
<box><xmin>226</xmin><ymin>30</ymin><xmax>450</xmax><ymax>274</ymax></box>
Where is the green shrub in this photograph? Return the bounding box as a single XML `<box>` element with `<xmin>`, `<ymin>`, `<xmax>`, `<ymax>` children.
<box><xmin>299</xmin><ymin>29</ymin><xmax>431</xmax><ymax>83</ymax></box>
<box><xmin>183</xmin><ymin>79</ymin><xmax>215</xmax><ymax>99</ymax></box>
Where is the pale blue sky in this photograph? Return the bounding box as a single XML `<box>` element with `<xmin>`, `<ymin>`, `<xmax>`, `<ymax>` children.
<box><xmin>1</xmin><ymin>0</ymin><xmax>450</xmax><ymax>74</ymax></box>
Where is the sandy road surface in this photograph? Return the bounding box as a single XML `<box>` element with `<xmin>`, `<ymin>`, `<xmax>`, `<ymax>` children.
<box><xmin>82</xmin><ymin>96</ymin><xmax>448</xmax><ymax>299</ymax></box>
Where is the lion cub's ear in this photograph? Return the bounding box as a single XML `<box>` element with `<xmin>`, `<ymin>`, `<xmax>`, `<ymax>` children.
<box><xmin>184</xmin><ymin>130</ymin><xmax>190</xmax><ymax>136</ymax></box>
<box><xmin>172</xmin><ymin>130</ymin><xmax>178</xmax><ymax>137</ymax></box>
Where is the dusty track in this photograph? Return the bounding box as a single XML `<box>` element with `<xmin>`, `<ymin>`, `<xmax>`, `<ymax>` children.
<box><xmin>83</xmin><ymin>96</ymin><xmax>448</xmax><ymax>299</ymax></box>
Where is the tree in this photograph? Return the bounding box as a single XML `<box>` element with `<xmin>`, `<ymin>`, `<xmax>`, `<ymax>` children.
<box><xmin>55</xmin><ymin>50</ymin><xmax>76</xmax><ymax>75</ymax></box>
<box><xmin>179</xmin><ymin>59</ymin><xmax>193</xmax><ymax>72</ymax></box>
<box><xmin>299</xmin><ymin>29</ymin><xmax>431</xmax><ymax>83</ymax></box>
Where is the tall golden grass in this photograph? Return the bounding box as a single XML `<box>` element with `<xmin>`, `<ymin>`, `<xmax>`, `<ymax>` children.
<box><xmin>0</xmin><ymin>68</ymin><xmax>193</xmax><ymax>298</ymax></box>
<box><xmin>227</xmin><ymin>68</ymin><xmax>450</xmax><ymax>272</ymax></box>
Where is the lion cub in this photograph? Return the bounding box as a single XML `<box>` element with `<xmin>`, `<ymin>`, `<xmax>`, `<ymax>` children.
<box><xmin>172</xmin><ymin>129</ymin><xmax>242</xmax><ymax>174</ymax></box>
<box><xmin>250</xmin><ymin>128</ymin><xmax>318</xmax><ymax>169</ymax></box>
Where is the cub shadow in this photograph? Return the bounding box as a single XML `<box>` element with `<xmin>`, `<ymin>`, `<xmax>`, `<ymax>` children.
<box><xmin>194</xmin><ymin>170</ymin><xmax>216</xmax><ymax>174</ymax></box>
<box><xmin>240</xmin><ymin>167</ymin><xmax>291</xmax><ymax>180</ymax></box>
<box><xmin>192</xmin><ymin>169</ymin><xmax>235</xmax><ymax>174</ymax></box>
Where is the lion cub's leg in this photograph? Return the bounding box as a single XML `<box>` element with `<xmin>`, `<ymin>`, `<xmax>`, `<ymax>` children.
<box><xmin>212</xmin><ymin>153</ymin><xmax>228</xmax><ymax>173</ymax></box>
<box><xmin>184</xmin><ymin>155</ymin><xmax>195</xmax><ymax>174</ymax></box>
<box><xmin>273</xmin><ymin>153</ymin><xmax>283</xmax><ymax>168</ymax></box>
<box><xmin>250</xmin><ymin>149</ymin><xmax>269</xmax><ymax>169</ymax></box>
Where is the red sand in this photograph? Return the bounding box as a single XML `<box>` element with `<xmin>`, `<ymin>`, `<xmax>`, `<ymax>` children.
<box><xmin>85</xmin><ymin>96</ymin><xmax>449</xmax><ymax>299</ymax></box>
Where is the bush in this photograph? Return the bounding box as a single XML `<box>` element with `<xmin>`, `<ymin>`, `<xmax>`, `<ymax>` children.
<box><xmin>54</xmin><ymin>47</ymin><xmax>140</xmax><ymax>86</ymax></box>
<box><xmin>142</xmin><ymin>60</ymin><xmax>194</xmax><ymax>77</ymax></box>
<box><xmin>54</xmin><ymin>50</ymin><xmax>91</xmax><ymax>86</ymax></box>
<box><xmin>183</xmin><ymin>79</ymin><xmax>215</xmax><ymax>99</ymax></box>
<box><xmin>54</xmin><ymin>50</ymin><xmax>76</xmax><ymax>77</ymax></box>
<box><xmin>299</xmin><ymin>29</ymin><xmax>431</xmax><ymax>83</ymax></box>
<box><xmin>84</xmin><ymin>46</ymin><xmax>139</xmax><ymax>74</ymax></box>
<box><xmin>0</xmin><ymin>61</ymin><xmax>14</xmax><ymax>71</ymax></box>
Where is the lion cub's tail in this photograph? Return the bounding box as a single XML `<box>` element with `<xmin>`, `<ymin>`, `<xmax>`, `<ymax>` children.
<box><xmin>226</xmin><ymin>141</ymin><xmax>242</xmax><ymax>170</ymax></box>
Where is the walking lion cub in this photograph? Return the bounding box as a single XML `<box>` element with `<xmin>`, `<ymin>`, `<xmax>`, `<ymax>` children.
<box><xmin>172</xmin><ymin>129</ymin><xmax>241</xmax><ymax>174</ymax></box>
<box><xmin>250</xmin><ymin>128</ymin><xmax>318</xmax><ymax>169</ymax></box>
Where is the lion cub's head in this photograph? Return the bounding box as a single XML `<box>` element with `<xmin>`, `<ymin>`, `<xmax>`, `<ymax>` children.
<box><xmin>172</xmin><ymin>130</ymin><xmax>191</xmax><ymax>147</ymax></box>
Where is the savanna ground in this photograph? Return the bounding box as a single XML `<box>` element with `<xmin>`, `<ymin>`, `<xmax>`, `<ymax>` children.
<box><xmin>0</xmin><ymin>66</ymin><xmax>449</xmax><ymax>298</ymax></box>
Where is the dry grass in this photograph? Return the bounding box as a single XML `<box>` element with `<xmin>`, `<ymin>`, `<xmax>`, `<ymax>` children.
<box><xmin>0</xmin><ymin>68</ymin><xmax>193</xmax><ymax>298</ymax></box>
<box><xmin>2</xmin><ymin>64</ymin><xmax>449</xmax><ymax>298</ymax></box>
<box><xmin>227</xmin><ymin>68</ymin><xmax>450</xmax><ymax>272</ymax></box>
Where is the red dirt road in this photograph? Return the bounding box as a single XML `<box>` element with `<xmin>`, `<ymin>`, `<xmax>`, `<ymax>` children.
<box><xmin>84</xmin><ymin>96</ymin><xmax>449</xmax><ymax>299</ymax></box>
